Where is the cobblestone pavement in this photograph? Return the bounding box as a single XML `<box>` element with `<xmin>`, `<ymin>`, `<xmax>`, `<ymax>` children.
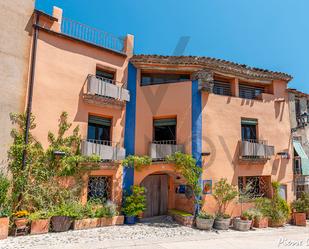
<box><xmin>0</xmin><ymin>217</ymin><xmax>308</xmax><ymax>249</ymax></box>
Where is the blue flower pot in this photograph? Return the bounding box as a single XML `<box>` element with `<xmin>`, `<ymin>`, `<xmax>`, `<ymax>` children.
<box><xmin>125</xmin><ymin>216</ymin><xmax>136</xmax><ymax>225</ymax></box>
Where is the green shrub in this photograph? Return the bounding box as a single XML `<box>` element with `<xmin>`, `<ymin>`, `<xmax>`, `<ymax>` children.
<box><xmin>122</xmin><ymin>186</ymin><xmax>146</xmax><ymax>217</ymax></box>
<box><xmin>213</xmin><ymin>178</ymin><xmax>238</xmax><ymax>217</ymax></box>
<box><xmin>95</xmin><ymin>201</ymin><xmax>119</xmax><ymax>218</ymax></box>
<box><xmin>197</xmin><ymin>211</ymin><xmax>214</xmax><ymax>219</ymax></box>
<box><xmin>29</xmin><ymin>210</ymin><xmax>50</xmax><ymax>221</ymax></box>
<box><xmin>50</xmin><ymin>202</ymin><xmax>84</xmax><ymax>219</ymax></box>
<box><xmin>292</xmin><ymin>194</ymin><xmax>309</xmax><ymax>213</ymax></box>
<box><xmin>255</xmin><ymin>182</ymin><xmax>290</xmax><ymax>224</ymax></box>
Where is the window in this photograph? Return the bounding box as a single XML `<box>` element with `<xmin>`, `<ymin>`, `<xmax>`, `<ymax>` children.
<box><xmin>241</xmin><ymin>119</ymin><xmax>257</xmax><ymax>141</ymax></box>
<box><xmin>87</xmin><ymin>176</ymin><xmax>112</xmax><ymax>203</ymax></box>
<box><xmin>153</xmin><ymin>118</ymin><xmax>176</xmax><ymax>143</ymax></box>
<box><xmin>96</xmin><ymin>68</ymin><xmax>115</xmax><ymax>83</ymax></box>
<box><xmin>141</xmin><ymin>72</ymin><xmax>190</xmax><ymax>86</ymax></box>
<box><xmin>238</xmin><ymin>176</ymin><xmax>270</xmax><ymax>198</ymax></box>
<box><xmin>87</xmin><ymin>115</ymin><xmax>112</xmax><ymax>143</ymax></box>
<box><xmin>295</xmin><ymin>98</ymin><xmax>301</xmax><ymax>117</ymax></box>
<box><xmin>239</xmin><ymin>84</ymin><xmax>264</xmax><ymax>99</ymax></box>
<box><xmin>213</xmin><ymin>80</ymin><xmax>232</xmax><ymax>96</ymax></box>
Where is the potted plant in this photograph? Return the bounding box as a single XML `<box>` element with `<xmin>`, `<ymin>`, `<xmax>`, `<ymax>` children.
<box><xmin>50</xmin><ymin>202</ymin><xmax>80</xmax><ymax>232</ymax></box>
<box><xmin>213</xmin><ymin>178</ymin><xmax>238</xmax><ymax>230</ymax></box>
<box><xmin>29</xmin><ymin>210</ymin><xmax>50</xmax><ymax>235</ymax></box>
<box><xmin>234</xmin><ymin>183</ymin><xmax>255</xmax><ymax>231</ymax></box>
<box><xmin>196</xmin><ymin>212</ymin><xmax>214</xmax><ymax>230</ymax></box>
<box><xmin>233</xmin><ymin>210</ymin><xmax>253</xmax><ymax>231</ymax></box>
<box><xmin>122</xmin><ymin>186</ymin><xmax>146</xmax><ymax>225</ymax></box>
<box><xmin>291</xmin><ymin>195</ymin><xmax>308</xmax><ymax>226</ymax></box>
<box><xmin>255</xmin><ymin>182</ymin><xmax>290</xmax><ymax>227</ymax></box>
<box><xmin>252</xmin><ymin>209</ymin><xmax>268</xmax><ymax>228</ymax></box>
<box><xmin>13</xmin><ymin>210</ymin><xmax>30</xmax><ymax>229</ymax></box>
<box><xmin>0</xmin><ymin>174</ymin><xmax>10</xmax><ymax>240</ymax></box>
<box><xmin>73</xmin><ymin>201</ymin><xmax>99</xmax><ymax>230</ymax></box>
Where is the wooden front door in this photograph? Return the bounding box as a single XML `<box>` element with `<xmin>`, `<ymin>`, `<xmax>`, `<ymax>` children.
<box><xmin>141</xmin><ymin>174</ymin><xmax>168</xmax><ymax>218</ymax></box>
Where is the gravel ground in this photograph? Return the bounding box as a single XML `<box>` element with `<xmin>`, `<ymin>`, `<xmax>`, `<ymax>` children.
<box><xmin>0</xmin><ymin>216</ymin><xmax>308</xmax><ymax>249</ymax></box>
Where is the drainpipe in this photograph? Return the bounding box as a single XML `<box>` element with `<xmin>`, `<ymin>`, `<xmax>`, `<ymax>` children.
<box><xmin>22</xmin><ymin>13</ymin><xmax>40</xmax><ymax>169</ymax></box>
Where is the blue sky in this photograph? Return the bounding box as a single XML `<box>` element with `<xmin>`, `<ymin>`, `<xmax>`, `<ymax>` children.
<box><xmin>36</xmin><ymin>0</ymin><xmax>308</xmax><ymax>93</ymax></box>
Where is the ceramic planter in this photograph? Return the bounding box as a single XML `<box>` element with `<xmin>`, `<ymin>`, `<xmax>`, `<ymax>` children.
<box><xmin>0</xmin><ymin>217</ymin><xmax>9</xmax><ymax>240</ymax></box>
<box><xmin>124</xmin><ymin>216</ymin><xmax>136</xmax><ymax>225</ymax></box>
<box><xmin>14</xmin><ymin>218</ymin><xmax>29</xmax><ymax>228</ymax></box>
<box><xmin>73</xmin><ymin>218</ymin><xmax>99</xmax><ymax>230</ymax></box>
<box><xmin>51</xmin><ymin>216</ymin><xmax>72</xmax><ymax>232</ymax></box>
<box><xmin>196</xmin><ymin>217</ymin><xmax>214</xmax><ymax>230</ymax></box>
<box><xmin>253</xmin><ymin>217</ymin><xmax>268</xmax><ymax>228</ymax></box>
<box><xmin>30</xmin><ymin>219</ymin><xmax>50</xmax><ymax>235</ymax></box>
<box><xmin>233</xmin><ymin>218</ymin><xmax>252</xmax><ymax>231</ymax></box>
<box><xmin>293</xmin><ymin>212</ymin><xmax>306</xmax><ymax>226</ymax></box>
<box><xmin>213</xmin><ymin>218</ymin><xmax>231</xmax><ymax>230</ymax></box>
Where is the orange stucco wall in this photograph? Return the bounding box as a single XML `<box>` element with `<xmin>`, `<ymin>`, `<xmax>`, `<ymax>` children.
<box><xmin>32</xmin><ymin>30</ymin><xmax>128</xmax><ymax>147</ymax></box>
<box><xmin>201</xmin><ymin>80</ymin><xmax>294</xmax><ymax>216</ymax></box>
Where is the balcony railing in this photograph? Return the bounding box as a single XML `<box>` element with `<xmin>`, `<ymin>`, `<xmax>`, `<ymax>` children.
<box><xmin>61</xmin><ymin>17</ymin><xmax>125</xmax><ymax>53</ymax></box>
<box><xmin>81</xmin><ymin>139</ymin><xmax>125</xmax><ymax>161</ymax></box>
<box><xmin>239</xmin><ymin>139</ymin><xmax>274</xmax><ymax>161</ymax></box>
<box><xmin>84</xmin><ymin>74</ymin><xmax>130</xmax><ymax>103</ymax></box>
<box><xmin>149</xmin><ymin>140</ymin><xmax>184</xmax><ymax>160</ymax></box>
<box><xmin>294</xmin><ymin>157</ymin><xmax>302</xmax><ymax>175</ymax></box>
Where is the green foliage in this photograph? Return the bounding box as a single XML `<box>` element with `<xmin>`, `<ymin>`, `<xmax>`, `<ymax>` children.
<box><xmin>166</xmin><ymin>152</ymin><xmax>202</xmax><ymax>200</ymax></box>
<box><xmin>122</xmin><ymin>155</ymin><xmax>151</xmax><ymax>171</ymax></box>
<box><xmin>29</xmin><ymin>210</ymin><xmax>50</xmax><ymax>221</ymax></box>
<box><xmin>197</xmin><ymin>211</ymin><xmax>214</xmax><ymax>219</ymax></box>
<box><xmin>242</xmin><ymin>208</ymin><xmax>263</xmax><ymax>220</ymax></box>
<box><xmin>50</xmin><ymin>201</ymin><xmax>84</xmax><ymax>219</ymax></box>
<box><xmin>213</xmin><ymin>178</ymin><xmax>238</xmax><ymax>216</ymax></box>
<box><xmin>291</xmin><ymin>198</ymin><xmax>309</xmax><ymax>213</ymax></box>
<box><xmin>0</xmin><ymin>174</ymin><xmax>10</xmax><ymax>208</ymax></box>
<box><xmin>122</xmin><ymin>186</ymin><xmax>146</xmax><ymax>216</ymax></box>
<box><xmin>7</xmin><ymin>111</ymin><xmax>100</xmax><ymax>213</ymax></box>
<box><xmin>95</xmin><ymin>201</ymin><xmax>119</xmax><ymax>218</ymax></box>
<box><xmin>255</xmin><ymin>182</ymin><xmax>290</xmax><ymax>224</ymax></box>
<box><xmin>238</xmin><ymin>182</ymin><xmax>255</xmax><ymax>215</ymax></box>
<box><xmin>169</xmin><ymin>209</ymin><xmax>193</xmax><ymax>217</ymax></box>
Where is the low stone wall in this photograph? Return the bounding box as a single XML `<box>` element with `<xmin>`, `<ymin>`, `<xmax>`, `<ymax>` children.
<box><xmin>168</xmin><ymin>210</ymin><xmax>194</xmax><ymax>227</ymax></box>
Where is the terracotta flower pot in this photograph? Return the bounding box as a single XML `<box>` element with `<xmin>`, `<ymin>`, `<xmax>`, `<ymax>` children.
<box><xmin>293</xmin><ymin>212</ymin><xmax>306</xmax><ymax>226</ymax></box>
<box><xmin>253</xmin><ymin>217</ymin><xmax>268</xmax><ymax>228</ymax></box>
<box><xmin>14</xmin><ymin>218</ymin><xmax>29</xmax><ymax>228</ymax></box>
<box><xmin>30</xmin><ymin>219</ymin><xmax>50</xmax><ymax>235</ymax></box>
<box><xmin>0</xmin><ymin>217</ymin><xmax>9</xmax><ymax>240</ymax></box>
<box><xmin>73</xmin><ymin>218</ymin><xmax>99</xmax><ymax>230</ymax></box>
<box><xmin>51</xmin><ymin>216</ymin><xmax>72</xmax><ymax>232</ymax></box>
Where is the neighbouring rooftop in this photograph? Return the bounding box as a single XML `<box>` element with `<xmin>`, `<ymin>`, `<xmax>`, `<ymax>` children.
<box><xmin>131</xmin><ymin>54</ymin><xmax>293</xmax><ymax>82</ymax></box>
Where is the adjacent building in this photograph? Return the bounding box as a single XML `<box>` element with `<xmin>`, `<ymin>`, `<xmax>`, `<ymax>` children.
<box><xmin>288</xmin><ymin>89</ymin><xmax>309</xmax><ymax>198</ymax></box>
<box><xmin>21</xmin><ymin>6</ymin><xmax>295</xmax><ymax>217</ymax></box>
<box><xmin>0</xmin><ymin>0</ymin><xmax>34</xmax><ymax>171</ymax></box>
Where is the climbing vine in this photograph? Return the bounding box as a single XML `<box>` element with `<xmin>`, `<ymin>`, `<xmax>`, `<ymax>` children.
<box><xmin>166</xmin><ymin>152</ymin><xmax>202</xmax><ymax>202</ymax></box>
<box><xmin>8</xmin><ymin>112</ymin><xmax>100</xmax><ymax>212</ymax></box>
<box><xmin>122</xmin><ymin>155</ymin><xmax>152</xmax><ymax>171</ymax></box>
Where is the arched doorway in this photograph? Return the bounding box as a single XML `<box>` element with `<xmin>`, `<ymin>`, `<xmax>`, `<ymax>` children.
<box><xmin>141</xmin><ymin>174</ymin><xmax>169</xmax><ymax>218</ymax></box>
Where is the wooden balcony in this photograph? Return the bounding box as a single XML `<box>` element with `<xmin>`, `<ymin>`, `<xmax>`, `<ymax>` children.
<box><xmin>239</xmin><ymin>139</ymin><xmax>274</xmax><ymax>161</ymax></box>
<box><xmin>149</xmin><ymin>140</ymin><xmax>184</xmax><ymax>160</ymax></box>
<box><xmin>83</xmin><ymin>75</ymin><xmax>130</xmax><ymax>109</ymax></box>
<box><xmin>81</xmin><ymin>139</ymin><xmax>126</xmax><ymax>161</ymax></box>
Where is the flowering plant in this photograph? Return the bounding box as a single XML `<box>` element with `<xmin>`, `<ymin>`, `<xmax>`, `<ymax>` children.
<box><xmin>13</xmin><ymin>210</ymin><xmax>30</xmax><ymax>218</ymax></box>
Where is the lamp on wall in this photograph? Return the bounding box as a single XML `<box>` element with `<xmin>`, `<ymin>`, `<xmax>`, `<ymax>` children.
<box><xmin>201</xmin><ymin>152</ymin><xmax>211</xmax><ymax>156</ymax></box>
<box><xmin>277</xmin><ymin>151</ymin><xmax>290</xmax><ymax>159</ymax></box>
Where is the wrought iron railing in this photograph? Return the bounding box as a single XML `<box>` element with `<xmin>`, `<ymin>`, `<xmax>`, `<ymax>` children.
<box><xmin>239</xmin><ymin>84</ymin><xmax>264</xmax><ymax>100</ymax></box>
<box><xmin>61</xmin><ymin>17</ymin><xmax>125</xmax><ymax>53</ymax></box>
<box><xmin>85</xmin><ymin>74</ymin><xmax>130</xmax><ymax>102</ymax></box>
<box><xmin>239</xmin><ymin>139</ymin><xmax>274</xmax><ymax>160</ymax></box>
<box><xmin>152</xmin><ymin>140</ymin><xmax>177</xmax><ymax>145</ymax></box>
<box><xmin>213</xmin><ymin>81</ymin><xmax>232</xmax><ymax>96</ymax></box>
<box><xmin>81</xmin><ymin>139</ymin><xmax>126</xmax><ymax>161</ymax></box>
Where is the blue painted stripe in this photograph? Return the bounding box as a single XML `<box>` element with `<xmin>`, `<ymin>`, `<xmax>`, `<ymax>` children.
<box><xmin>191</xmin><ymin>79</ymin><xmax>202</xmax><ymax>167</ymax></box>
<box><xmin>123</xmin><ymin>62</ymin><xmax>137</xmax><ymax>192</ymax></box>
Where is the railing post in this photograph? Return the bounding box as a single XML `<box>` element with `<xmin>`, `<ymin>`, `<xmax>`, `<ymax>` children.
<box><xmin>123</xmin><ymin>34</ymin><xmax>134</xmax><ymax>56</ymax></box>
<box><xmin>52</xmin><ymin>6</ymin><xmax>63</xmax><ymax>33</ymax></box>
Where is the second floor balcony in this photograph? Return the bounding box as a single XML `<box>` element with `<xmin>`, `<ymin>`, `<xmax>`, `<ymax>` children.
<box><xmin>81</xmin><ymin>139</ymin><xmax>126</xmax><ymax>161</ymax></box>
<box><xmin>239</xmin><ymin>139</ymin><xmax>275</xmax><ymax>161</ymax></box>
<box><xmin>83</xmin><ymin>75</ymin><xmax>130</xmax><ymax>108</ymax></box>
<box><xmin>149</xmin><ymin>140</ymin><xmax>185</xmax><ymax>160</ymax></box>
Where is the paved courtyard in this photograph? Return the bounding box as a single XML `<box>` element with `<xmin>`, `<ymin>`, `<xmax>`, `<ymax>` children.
<box><xmin>0</xmin><ymin>217</ymin><xmax>308</xmax><ymax>249</ymax></box>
